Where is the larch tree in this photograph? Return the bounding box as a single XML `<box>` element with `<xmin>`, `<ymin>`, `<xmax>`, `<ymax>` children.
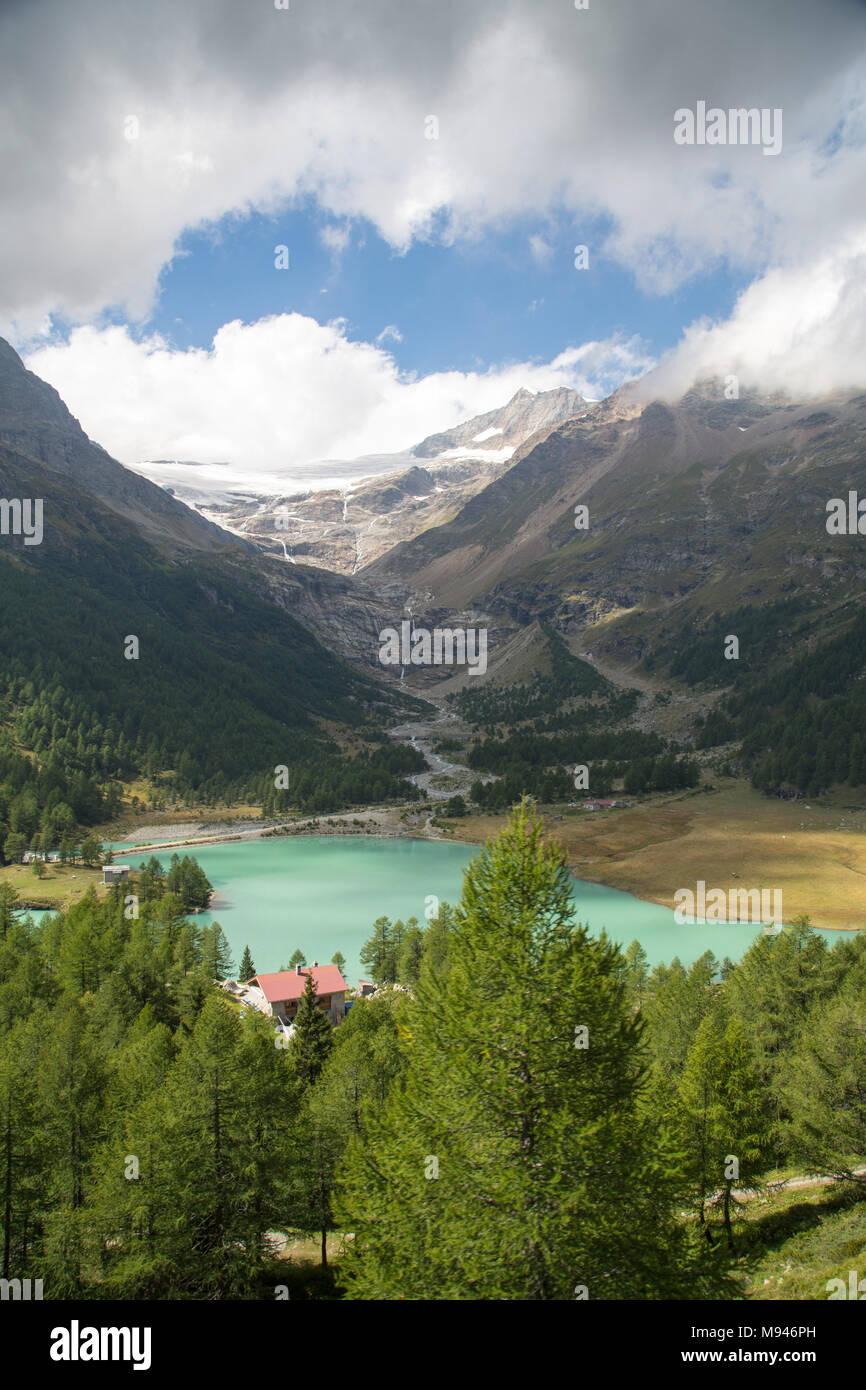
<box><xmin>37</xmin><ymin>999</ymin><xmax>107</xmax><ymax>1295</ymax></box>
<box><xmin>0</xmin><ymin>1015</ymin><xmax>45</xmax><ymax>1281</ymax></box>
<box><xmin>623</xmin><ymin>939</ymin><xmax>649</xmax><ymax>1008</ymax></box>
<box><xmin>98</xmin><ymin>995</ymin><xmax>301</xmax><ymax>1299</ymax></box>
<box><xmin>199</xmin><ymin>922</ymin><xmax>234</xmax><ymax>981</ymax></box>
<box><xmin>359</xmin><ymin>917</ymin><xmax>393</xmax><ymax>984</ymax></box>
<box><xmin>677</xmin><ymin>1010</ymin><xmax>772</xmax><ymax>1249</ymax></box>
<box><xmin>781</xmin><ymin>989</ymin><xmax>866</xmax><ymax>1186</ymax></box>
<box><xmin>336</xmin><ymin>802</ymin><xmax>726</xmax><ymax>1300</ymax></box>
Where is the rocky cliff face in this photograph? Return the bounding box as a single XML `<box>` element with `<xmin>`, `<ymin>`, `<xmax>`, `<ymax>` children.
<box><xmin>0</xmin><ymin>337</ymin><xmax>411</xmax><ymax>680</ymax></box>
<box><xmin>0</xmin><ymin>335</ymin><xmax>428</xmax><ymax>756</ymax></box>
<box><xmin>19</xmin><ymin>328</ymin><xmax>864</xmax><ymax>708</ymax></box>
<box><xmin>410</xmin><ymin>386</ymin><xmax>585</xmax><ymax>458</ymax></box>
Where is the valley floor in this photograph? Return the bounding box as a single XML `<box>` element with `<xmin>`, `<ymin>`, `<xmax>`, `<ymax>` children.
<box><xmin>35</xmin><ymin>687</ymin><xmax>865</xmax><ymax>931</ymax></box>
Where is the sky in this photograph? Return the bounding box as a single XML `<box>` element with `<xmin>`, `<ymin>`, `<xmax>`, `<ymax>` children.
<box><xmin>2</xmin><ymin>0</ymin><xmax>865</xmax><ymax>483</ymax></box>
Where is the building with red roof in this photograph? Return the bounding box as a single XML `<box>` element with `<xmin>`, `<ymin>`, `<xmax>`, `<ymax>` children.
<box><xmin>245</xmin><ymin>963</ymin><xmax>348</xmax><ymax>1025</ymax></box>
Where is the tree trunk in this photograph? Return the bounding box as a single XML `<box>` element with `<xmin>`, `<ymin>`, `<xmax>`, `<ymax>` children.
<box><xmin>722</xmin><ymin>1182</ymin><xmax>735</xmax><ymax>1251</ymax></box>
<box><xmin>321</xmin><ymin>1227</ymin><xmax>328</xmax><ymax>1268</ymax></box>
<box><xmin>3</xmin><ymin>1107</ymin><xmax>12</xmax><ymax>1278</ymax></box>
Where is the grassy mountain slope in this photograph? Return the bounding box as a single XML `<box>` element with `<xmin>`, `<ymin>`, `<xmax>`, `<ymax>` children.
<box><xmin>0</xmin><ymin>340</ymin><xmax>422</xmax><ymax>825</ymax></box>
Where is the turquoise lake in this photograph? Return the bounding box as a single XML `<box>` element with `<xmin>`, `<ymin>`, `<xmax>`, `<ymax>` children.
<box><xmin>104</xmin><ymin>835</ymin><xmax>842</xmax><ymax>984</ymax></box>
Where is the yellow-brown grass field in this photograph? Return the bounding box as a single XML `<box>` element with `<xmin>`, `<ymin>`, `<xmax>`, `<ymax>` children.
<box><xmin>449</xmin><ymin>780</ymin><xmax>866</xmax><ymax>933</ymax></box>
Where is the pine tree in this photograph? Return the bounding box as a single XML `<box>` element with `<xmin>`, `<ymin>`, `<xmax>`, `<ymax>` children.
<box><xmin>781</xmin><ymin>989</ymin><xmax>866</xmax><ymax>1184</ymax></box>
<box><xmin>240</xmin><ymin>945</ymin><xmax>255</xmax><ymax>981</ymax></box>
<box><xmin>3</xmin><ymin>832</ymin><xmax>26</xmax><ymax>864</ymax></box>
<box><xmin>644</xmin><ymin>951</ymin><xmax>717</xmax><ymax>1079</ymax></box>
<box><xmin>317</xmin><ymin>987</ymin><xmax>407</xmax><ymax>1135</ymax></box>
<box><xmin>283</xmin><ymin>987</ymin><xmax>409</xmax><ymax>1271</ymax></box>
<box><xmin>37</xmin><ymin>1000</ymin><xmax>107</xmax><ymax>1294</ymax></box>
<box><xmin>724</xmin><ymin>917</ymin><xmax>831</xmax><ymax>1101</ymax></box>
<box><xmin>290</xmin><ymin>970</ymin><xmax>333</xmax><ymax>1088</ymax></box>
<box><xmin>336</xmin><ymin>802</ymin><xmax>724</xmax><ymax>1300</ymax></box>
<box><xmin>677</xmin><ymin>1011</ymin><xmax>772</xmax><ymax>1248</ymax></box>
<box><xmin>623</xmin><ymin>939</ymin><xmax>649</xmax><ymax>1007</ymax></box>
<box><xmin>288</xmin><ymin>948</ymin><xmax>306</xmax><ymax>970</ymax></box>
<box><xmin>395</xmin><ymin>921</ymin><xmax>423</xmax><ymax>985</ymax></box>
<box><xmin>284</xmin><ymin>1087</ymin><xmax>343</xmax><ymax>1269</ymax></box>
<box><xmin>80</xmin><ymin>834</ymin><xmax>101</xmax><ymax>867</ymax></box>
<box><xmin>199</xmin><ymin>923</ymin><xmax>234</xmax><ymax>981</ymax></box>
<box><xmin>166</xmin><ymin>855</ymin><xmax>212</xmax><ymax>910</ymax></box>
<box><xmin>420</xmin><ymin>901</ymin><xmax>455</xmax><ymax>979</ymax></box>
<box><xmin>0</xmin><ymin>884</ymin><xmax>20</xmax><ymax>941</ymax></box>
<box><xmin>175</xmin><ymin>963</ymin><xmax>215</xmax><ymax>1031</ymax></box>
<box><xmin>359</xmin><ymin>918</ymin><xmax>392</xmax><ymax>983</ymax></box>
<box><xmin>90</xmin><ymin>997</ymin><xmax>300</xmax><ymax>1298</ymax></box>
<box><xmin>137</xmin><ymin>856</ymin><xmax>167</xmax><ymax>902</ymax></box>
<box><xmin>0</xmin><ymin>1015</ymin><xmax>45</xmax><ymax>1280</ymax></box>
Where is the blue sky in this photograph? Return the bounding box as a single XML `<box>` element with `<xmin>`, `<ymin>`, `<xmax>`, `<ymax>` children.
<box><xmin>148</xmin><ymin>206</ymin><xmax>748</xmax><ymax>378</ymax></box>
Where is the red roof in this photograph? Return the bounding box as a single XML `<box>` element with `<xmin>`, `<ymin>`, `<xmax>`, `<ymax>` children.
<box><xmin>249</xmin><ymin>965</ymin><xmax>347</xmax><ymax>1003</ymax></box>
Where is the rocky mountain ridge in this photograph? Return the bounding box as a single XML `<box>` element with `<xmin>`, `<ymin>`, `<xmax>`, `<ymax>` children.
<box><xmin>363</xmin><ymin>380</ymin><xmax>866</xmax><ymax>694</ymax></box>
<box><xmin>178</xmin><ymin>386</ymin><xmax>589</xmax><ymax>575</ymax></box>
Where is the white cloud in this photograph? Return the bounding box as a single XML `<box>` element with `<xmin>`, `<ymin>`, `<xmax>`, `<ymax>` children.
<box><xmin>1</xmin><ymin>0</ymin><xmax>864</xmax><ymax>347</ymax></box>
<box><xmin>642</xmin><ymin>235</ymin><xmax>866</xmax><ymax>400</ymax></box>
<box><xmin>320</xmin><ymin>223</ymin><xmax>352</xmax><ymax>255</ymax></box>
<box><xmin>529</xmin><ymin>235</ymin><xmax>554</xmax><ymax>266</ymax></box>
<box><xmin>375</xmin><ymin>324</ymin><xmax>402</xmax><ymax>344</ymax></box>
<box><xmin>24</xmin><ymin>315</ymin><xmax>654</xmax><ymax>481</ymax></box>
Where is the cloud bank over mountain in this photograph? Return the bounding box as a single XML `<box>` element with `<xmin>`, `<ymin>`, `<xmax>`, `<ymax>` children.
<box><xmin>25</xmin><ymin>318</ymin><xmax>651</xmax><ymax>478</ymax></box>
<box><xmin>642</xmin><ymin>238</ymin><xmax>866</xmax><ymax>402</ymax></box>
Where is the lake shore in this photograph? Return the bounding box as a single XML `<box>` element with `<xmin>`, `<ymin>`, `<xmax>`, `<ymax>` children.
<box><xmin>101</xmin><ymin>778</ymin><xmax>866</xmax><ymax>933</ymax></box>
<box><xmin>108</xmin><ymin>804</ymin><xmax>447</xmax><ymax>856</ymax></box>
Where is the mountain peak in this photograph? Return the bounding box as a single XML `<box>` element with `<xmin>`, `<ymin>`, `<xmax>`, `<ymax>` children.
<box><xmin>0</xmin><ymin>334</ymin><xmax>87</xmax><ymax>438</ymax></box>
<box><xmin>412</xmin><ymin>384</ymin><xmax>585</xmax><ymax>460</ymax></box>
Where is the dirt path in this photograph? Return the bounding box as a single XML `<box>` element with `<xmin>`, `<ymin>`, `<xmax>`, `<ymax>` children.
<box><xmin>717</xmin><ymin>1167</ymin><xmax>866</xmax><ymax>1206</ymax></box>
<box><xmin>112</xmin><ymin>825</ymin><xmax>270</xmax><ymax>856</ymax></box>
<box><xmin>110</xmin><ymin>803</ymin><xmax>461</xmax><ymax>856</ymax></box>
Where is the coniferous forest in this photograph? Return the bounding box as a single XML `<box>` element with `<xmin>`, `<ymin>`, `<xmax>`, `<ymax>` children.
<box><xmin>2</xmin><ymin>806</ymin><xmax>864</xmax><ymax>1302</ymax></box>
